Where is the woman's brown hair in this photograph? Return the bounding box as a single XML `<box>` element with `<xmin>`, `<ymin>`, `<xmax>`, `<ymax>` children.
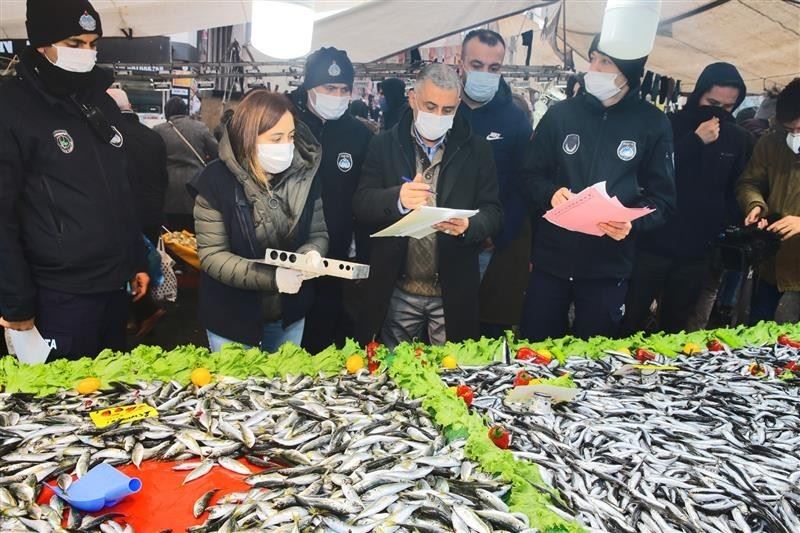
<box><xmin>227</xmin><ymin>90</ymin><xmax>294</xmax><ymax>184</ymax></box>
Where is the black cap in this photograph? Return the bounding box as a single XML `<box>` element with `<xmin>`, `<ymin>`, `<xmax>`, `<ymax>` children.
<box><xmin>26</xmin><ymin>0</ymin><xmax>103</xmax><ymax>48</ymax></box>
<box><xmin>589</xmin><ymin>35</ymin><xmax>647</xmax><ymax>91</ymax></box>
<box><xmin>303</xmin><ymin>47</ymin><xmax>354</xmax><ymax>91</ymax></box>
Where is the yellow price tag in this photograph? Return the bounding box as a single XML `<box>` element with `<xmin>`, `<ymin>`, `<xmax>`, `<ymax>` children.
<box><xmin>89</xmin><ymin>404</ymin><xmax>158</xmax><ymax>428</ymax></box>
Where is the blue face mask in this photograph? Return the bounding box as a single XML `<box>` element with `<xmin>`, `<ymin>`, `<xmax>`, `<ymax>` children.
<box><xmin>464</xmin><ymin>71</ymin><xmax>501</xmax><ymax>103</ymax></box>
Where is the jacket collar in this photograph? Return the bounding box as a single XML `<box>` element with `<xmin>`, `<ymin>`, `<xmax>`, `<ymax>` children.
<box><xmin>392</xmin><ymin>106</ymin><xmax>473</xmax><ymax>204</ymax></box>
<box><xmin>581</xmin><ymin>84</ymin><xmax>640</xmax><ymax>114</ymax></box>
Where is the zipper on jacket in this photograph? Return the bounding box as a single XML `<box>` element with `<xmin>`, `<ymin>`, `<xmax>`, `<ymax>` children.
<box><xmin>587</xmin><ymin>112</ymin><xmax>609</xmax><ymax>183</ymax></box>
<box><xmin>41</xmin><ymin>176</ymin><xmax>63</xmax><ymax>238</ymax></box>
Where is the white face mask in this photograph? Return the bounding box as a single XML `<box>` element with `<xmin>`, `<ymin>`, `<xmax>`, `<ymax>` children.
<box><xmin>310</xmin><ymin>90</ymin><xmax>349</xmax><ymax>120</ymax></box>
<box><xmin>48</xmin><ymin>46</ymin><xmax>97</xmax><ymax>73</ymax></box>
<box><xmin>258</xmin><ymin>142</ymin><xmax>294</xmax><ymax>174</ymax></box>
<box><xmin>414</xmin><ymin>108</ymin><xmax>455</xmax><ymax>141</ymax></box>
<box><xmin>787</xmin><ymin>132</ymin><xmax>800</xmax><ymax>155</ymax></box>
<box><xmin>584</xmin><ymin>71</ymin><xmax>622</xmax><ymax>102</ymax></box>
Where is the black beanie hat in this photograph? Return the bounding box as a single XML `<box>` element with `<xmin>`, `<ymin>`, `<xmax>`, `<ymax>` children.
<box><xmin>589</xmin><ymin>35</ymin><xmax>647</xmax><ymax>91</ymax></box>
<box><xmin>26</xmin><ymin>0</ymin><xmax>103</xmax><ymax>48</ymax></box>
<box><xmin>303</xmin><ymin>47</ymin><xmax>355</xmax><ymax>91</ymax></box>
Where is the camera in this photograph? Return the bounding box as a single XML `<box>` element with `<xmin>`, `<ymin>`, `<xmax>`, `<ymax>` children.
<box><xmin>711</xmin><ymin>217</ymin><xmax>782</xmax><ymax>272</ymax></box>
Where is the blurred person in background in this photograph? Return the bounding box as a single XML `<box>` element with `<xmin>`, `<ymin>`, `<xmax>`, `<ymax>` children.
<box><xmin>108</xmin><ymin>88</ymin><xmax>169</xmax><ymax>337</ymax></box>
<box><xmin>190</xmin><ymin>90</ymin><xmax>327</xmax><ymax>352</ymax></box>
<box><xmin>0</xmin><ymin>0</ymin><xmax>148</xmax><ymax>360</ymax></box>
<box><xmin>380</xmin><ymin>78</ymin><xmax>409</xmax><ymax>131</ymax></box>
<box><xmin>154</xmin><ymin>96</ymin><xmax>218</xmax><ymax>233</ymax></box>
<box><xmin>737</xmin><ymin>78</ymin><xmax>800</xmax><ymax>324</ymax></box>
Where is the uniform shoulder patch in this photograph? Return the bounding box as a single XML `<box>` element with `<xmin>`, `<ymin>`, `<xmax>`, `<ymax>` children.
<box><xmin>53</xmin><ymin>130</ymin><xmax>74</xmax><ymax>154</ymax></box>
<box><xmin>617</xmin><ymin>140</ymin><xmax>637</xmax><ymax>161</ymax></box>
<box><xmin>562</xmin><ymin>133</ymin><xmax>580</xmax><ymax>155</ymax></box>
<box><xmin>337</xmin><ymin>152</ymin><xmax>353</xmax><ymax>172</ymax></box>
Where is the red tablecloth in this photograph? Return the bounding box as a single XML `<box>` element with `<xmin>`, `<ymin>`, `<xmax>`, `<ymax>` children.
<box><xmin>38</xmin><ymin>459</ymin><xmax>260</xmax><ymax>530</ymax></box>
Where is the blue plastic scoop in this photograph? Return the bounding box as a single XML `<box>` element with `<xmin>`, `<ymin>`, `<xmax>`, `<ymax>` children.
<box><xmin>49</xmin><ymin>463</ymin><xmax>142</xmax><ymax>512</ymax></box>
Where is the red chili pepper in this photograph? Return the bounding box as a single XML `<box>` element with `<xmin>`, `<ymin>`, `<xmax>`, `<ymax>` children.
<box><xmin>456</xmin><ymin>385</ymin><xmax>474</xmax><ymax>406</ymax></box>
<box><xmin>366</xmin><ymin>340</ymin><xmax>381</xmax><ymax>359</ymax></box>
<box><xmin>778</xmin><ymin>335</ymin><xmax>800</xmax><ymax>349</ymax></box>
<box><xmin>367</xmin><ymin>359</ymin><xmax>380</xmax><ymax>374</ymax></box>
<box><xmin>635</xmin><ymin>348</ymin><xmax>655</xmax><ymax>362</ymax></box>
<box><xmin>488</xmin><ymin>425</ymin><xmax>510</xmax><ymax>449</ymax></box>
<box><xmin>783</xmin><ymin>361</ymin><xmax>799</xmax><ymax>373</ymax></box>
<box><xmin>516</xmin><ymin>347</ymin><xmax>536</xmax><ymax>360</ymax></box>
<box><xmin>533</xmin><ymin>353</ymin><xmax>552</xmax><ymax>365</ymax></box>
<box><xmin>513</xmin><ymin>370</ymin><xmax>533</xmax><ymax>387</ymax></box>
<box><xmin>707</xmin><ymin>340</ymin><xmax>724</xmax><ymax>352</ymax></box>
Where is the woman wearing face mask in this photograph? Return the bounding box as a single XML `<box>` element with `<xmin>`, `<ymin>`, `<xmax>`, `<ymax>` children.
<box><xmin>736</xmin><ymin>78</ymin><xmax>800</xmax><ymax>324</ymax></box>
<box><xmin>519</xmin><ymin>35</ymin><xmax>677</xmax><ymax>342</ymax></box>
<box><xmin>190</xmin><ymin>90</ymin><xmax>328</xmax><ymax>352</ymax></box>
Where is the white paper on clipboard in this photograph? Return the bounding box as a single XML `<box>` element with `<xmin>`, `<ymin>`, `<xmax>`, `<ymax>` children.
<box><xmin>8</xmin><ymin>326</ymin><xmax>51</xmax><ymax>365</ymax></box>
<box><xmin>371</xmin><ymin>206</ymin><xmax>479</xmax><ymax>239</ymax></box>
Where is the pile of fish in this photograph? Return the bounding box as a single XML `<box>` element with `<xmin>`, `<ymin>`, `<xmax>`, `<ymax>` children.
<box><xmin>444</xmin><ymin>345</ymin><xmax>800</xmax><ymax>533</ymax></box>
<box><xmin>0</xmin><ymin>372</ymin><xmax>533</xmax><ymax>532</ymax></box>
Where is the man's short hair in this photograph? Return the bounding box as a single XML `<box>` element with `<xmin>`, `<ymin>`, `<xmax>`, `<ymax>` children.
<box><xmin>462</xmin><ymin>29</ymin><xmax>506</xmax><ymax>52</ymax></box>
<box><xmin>164</xmin><ymin>96</ymin><xmax>188</xmax><ymax>119</ymax></box>
<box><xmin>415</xmin><ymin>63</ymin><xmax>462</xmax><ymax>97</ymax></box>
<box><xmin>776</xmin><ymin>78</ymin><xmax>800</xmax><ymax>125</ymax></box>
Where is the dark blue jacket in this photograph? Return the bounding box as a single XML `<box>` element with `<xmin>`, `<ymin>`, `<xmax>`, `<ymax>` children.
<box><xmin>459</xmin><ymin>80</ymin><xmax>532</xmax><ymax>250</ymax></box>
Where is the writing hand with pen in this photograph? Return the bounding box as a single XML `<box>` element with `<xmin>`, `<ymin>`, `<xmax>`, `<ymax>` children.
<box><xmin>399</xmin><ymin>174</ymin><xmax>469</xmax><ymax>237</ymax></box>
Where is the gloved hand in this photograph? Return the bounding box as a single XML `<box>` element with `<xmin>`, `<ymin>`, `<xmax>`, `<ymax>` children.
<box><xmin>275</xmin><ymin>267</ymin><xmax>305</xmax><ymax>294</ymax></box>
<box><xmin>303</xmin><ymin>250</ymin><xmax>323</xmax><ymax>269</ymax></box>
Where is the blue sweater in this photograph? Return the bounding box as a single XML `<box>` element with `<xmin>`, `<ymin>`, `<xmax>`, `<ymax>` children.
<box><xmin>458</xmin><ymin>80</ymin><xmax>531</xmax><ymax>249</ymax></box>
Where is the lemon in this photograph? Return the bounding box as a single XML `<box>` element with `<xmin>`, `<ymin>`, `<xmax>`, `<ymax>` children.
<box><xmin>191</xmin><ymin>367</ymin><xmax>212</xmax><ymax>387</ymax></box>
<box><xmin>616</xmin><ymin>347</ymin><xmax>631</xmax><ymax>355</ymax></box>
<box><xmin>346</xmin><ymin>355</ymin><xmax>365</xmax><ymax>374</ymax></box>
<box><xmin>441</xmin><ymin>355</ymin><xmax>458</xmax><ymax>369</ymax></box>
<box><xmin>76</xmin><ymin>377</ymin><xmax>101</xmax><ymax>395</ymax></box>
<box><xmin>683</xmin><ymin>342</ymin><xmax>701</xmax><ymax>355</ymax></box>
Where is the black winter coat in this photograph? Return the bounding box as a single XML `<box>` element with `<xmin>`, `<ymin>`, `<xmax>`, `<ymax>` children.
<box><xmin>0</xmin><ymin>49</ymin><xmax>145</xmax><ymax>322</ymax></box>
<box><xmin>289</xmin><ymin>88</ymin><xmax>373</xmax><ymax>261</ymax></box>
<box><xmin>353</xmin><ymin>109</ymin><xmax>503</xmax><ymax>344</ymax></box>
<box><xmin>640</xmin><ymin>63</ymin><xmax>753</xmax><ymax>260</ymax></box>
<box><xmin>117</xmin><ymin>112</ymin><xmax>168</xmax><ymax>234</ymax></box>
<box><xmin>525</xmin><ymin>89</ymin><xmax>677</xmax><ymax>280</ymax></box>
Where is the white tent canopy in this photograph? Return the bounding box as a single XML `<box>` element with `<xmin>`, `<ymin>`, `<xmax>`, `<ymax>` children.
<box><xmin>0</xmin><ymin>0</ymin><xmax>546</xmax><ymax>62</ymax></box>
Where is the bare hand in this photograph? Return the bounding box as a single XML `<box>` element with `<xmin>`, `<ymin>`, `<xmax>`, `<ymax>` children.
<box><xmin>768</xmin><ymin>215</ymin><xmax>800</xmax><ymax>241</ymax></box>
<box><xmin>400</xmin><ymin>173</ymin><xmax>433</xmax><ymax>210</ymax></box>
<box><xmin>0</xmin><ymin>317</ymin><xmax>35</xmax><ymax>331</ymax></box>
<box><xmin>551</xmin><ymin>187</ymin><xmax>573</xmax><ymax>208</ymax></box>
<box><xmin>598</xmin><ymin>221</ymin><xmax>632</xmax><ymax>241</ymax></box>
<box><xmin>433</xmin><ymin>218</ymin><xmax>469</xmax><ymax>237</ymax></box>
<box><xmin>130</xmin><ymin>272</ymin><xmax>150</xmax><ymax>302</ymax></box>
<box><xmin>695</xmin><ymin>117</ymin><xmax>720</xmax><ymax>145</ymax></box>
<box><xmin>745</xmin><ymin>206</ymin><xmax>768</xmax><ymax>229</ymax></box>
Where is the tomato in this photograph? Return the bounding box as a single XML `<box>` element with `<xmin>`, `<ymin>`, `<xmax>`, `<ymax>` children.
<box><xmin>635</xmin><ymin>348</ymin><xmax>655</xmax><ymax>362</ymax></box>
<box><xmin>513</xmin><ymin>370</ymin><xmax>533</xmax><ymax>387</ymax></box>
<box><xmin>456</xmin><ymin>385</ymin><xmax>474</xmax><ymax>406</ymax></box>
<box><xmin>778</xmin><ymin>335</ymin><xmax>800</xmax><ymax>349</ymax></box>
<box><xmin>488</xmin><ymin>425</ymin><xmax>510</xmax><ymax>449</ymax></box>
<box><xmin>707</xmin><ymin>340</ymin><xmax>724</xmax><ymax>352</ymax></box>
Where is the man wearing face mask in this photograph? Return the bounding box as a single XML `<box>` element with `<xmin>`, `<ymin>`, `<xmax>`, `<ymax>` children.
<box><xmin>622</xmin><ymin>63</ymin><xmax>753</xmax><ymax>334</ymax></box>
<box><xmin>457</xmin><ymin>29</ymin><xmax>533</xmax><ymax>338</ymax></box>
<box><xmin>353</xmin><ymin>63</ymin><xmax>503</xmax><ymax>348</ymax></box>
<box><xmin>289</xmin><ymin>47</ymin><xmax>373</xmax><ymax>353</ymax></box>
<box><xmin>520</xmin><ymin>35</ymin><xmax>676</xmax><ymax>341</ymax></box>
<box><xmin>736</xmin><ymin>78</ymin><xmax>800</xmax><ymax>324</ymax></box>
<box><xmin>0</xmin><ymin>0</ymin><xmax>149</xmax><ymax>360</ymax></box>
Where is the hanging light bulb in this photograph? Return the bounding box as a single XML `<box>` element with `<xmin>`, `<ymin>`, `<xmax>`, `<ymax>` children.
<box><xmin>251</xmin><ymin>0</ymin><xmax>315</xmax><ymax>59</ymax></box>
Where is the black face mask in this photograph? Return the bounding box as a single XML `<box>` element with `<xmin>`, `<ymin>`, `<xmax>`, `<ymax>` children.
<box><xmin>695</xmin><ymin>105</ymin><xmax>733</xmax><ymax>124</ymax></box>
<box><xmin>22</xmin><ymin>46</ymin><xmax>95</xmax><ymax>97</ymax></box>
